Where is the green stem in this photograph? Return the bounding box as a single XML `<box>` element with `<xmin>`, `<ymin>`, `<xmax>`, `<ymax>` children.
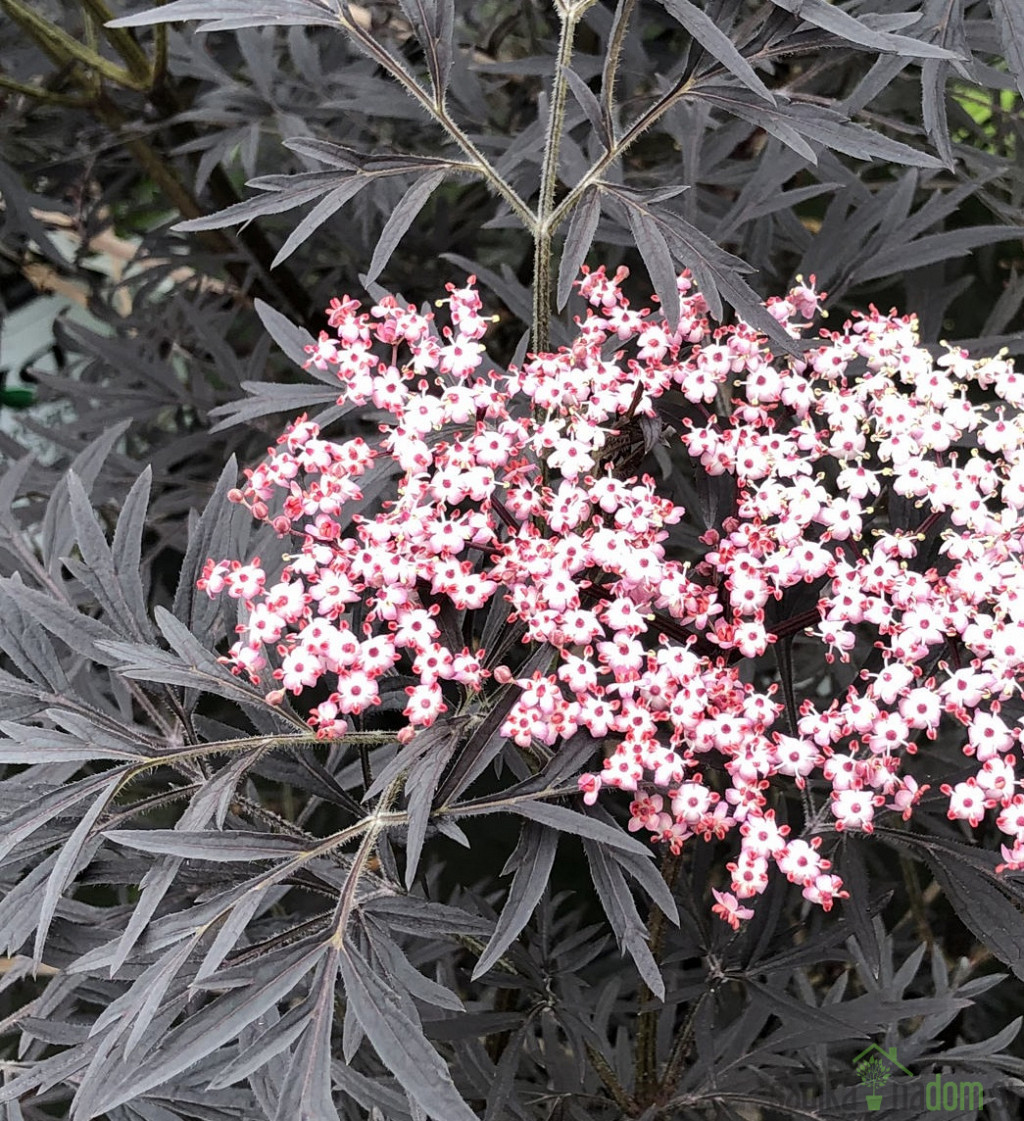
<box><xmin>0</xmin><ymin>0</ymin><xmax>150</xmax><ymax>90</ymax></box>
<box><xmin>80</xmin><ymin>0</ymin><xmax>153</xmax><ymax>86</ymax></box>
<box><xmin>0</xmin><ymin>72</ymin><xmax>85</xmax><ymax>106</ymax></box>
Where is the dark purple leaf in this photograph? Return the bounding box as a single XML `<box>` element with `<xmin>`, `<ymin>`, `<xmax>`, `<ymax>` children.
<box><xmin>340</xmin><ymin>944</ymin><xmax>477</xmax><ymax>1121</ymax></box>
<box><xmin>365</xmin><ymin>170</ymin><xmax>447</xmax><ymax>285</ymax></box>
<box><xmin>658</xmin><ymin>0</ymin><xmax>776</xmax><ymax>103</ymax></box>
<box><xmin>472</xmin><ymin>821</ymin><xmax>557</xmax><ymax>978</ymax></box>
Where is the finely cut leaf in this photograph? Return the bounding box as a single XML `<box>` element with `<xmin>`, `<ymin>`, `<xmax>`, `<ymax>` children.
<box><xmin>85</xmin><ymin>944</ymin><xmax>326</xmax><ymax>1115</ymax></box>
<box><xmin>34</xmin><ymin>781</ymin><xmax>113</xmax><ymax>965</ymax></box>
<box><xmin>472</xmin><ymin>822</ymin><xmax>557</xmax><ymax>978</ymax></box>
<box><xmin>207</xmin><ymin>1000</ymin><xmax>312</xmax><ymax>1090</ymax></box>
<box><xmin>557</xmin><ymin>191</ymin><xmax>601</xmax><ymax>310</ymax></box>
<box><xmin>365</xmin><ymin>170</ymin><xmax>446</xmax><ymax>285</ymax></box>
<box><xmin>107</xmin><ymin>1</ymin><xmax>339</xmax><ymax>31</ymax></box>
<box><xmin>404</xmin><ymin>733</ymin><xmax>458</xmax><ymax>889</ymax></box>
<box><xmin>989</xmin><ymin>0</ymin><xmax>1024</xmax><ymax>100</ymax></box>
<box><xmin>173</xmin><ymin>184</ymin><xmax>333</xmax><ymax>232</ymax></box>
<box><xmin>503</xmin><ymin>800</ymin><xmax>653</xmax><ymax>858</ymax></box>
<box><xmin>272</xmin><ymin>950</ymin><xmax>341</xmax><ymax>1121</ymax></box>
<box><xmin>561</xmin><ymin>67</ymin><xmax>608</xmax><ymax>143</ymax></box>
<box><xmin>768</xmin><ymin>0</ymin><xmax>956</xmax><ymax>58</ymax></box>
<box><xmin>854</xmin><ymin>226</ymin><xmax>1020</xmax><ymax>282</ymax></box>
<box><xmin>110</xmin><ymin>467</ymin><xmax>154</xmax><ymax>640</ymax></box>
<box><xmin>0</xmin><ymin>724</ymin><xmax>142</xmax><ymax>763</ymax></box>
<box><xmin>397</xmin><ymin>0</ymin><xmax>455</xmax><ymax>99</ymax></box>
<box><xmin>272</xmin><ymin>182</ymin><xmax>365</xmax><ymax>267</ymax></box>
<box><xmin>253</xmin><ymin>300</ymin><xmax>318</xmax><ymax>372</ymax></box>
<box><xmin>340</xmin><ymin>945</ymin><xmax>477</xmax><ymax>1121</ymax></box>
<box><xmin>659</xmin><ymin>0</ymin><xmax>776</xmax><ymax>103</ymax></box>
<box><xmin>584</xmin><ymin>839</ymin><xmax>664</xmax><ymax>999</ymax></box>
<box><xmin>102</xmin><ymin>830</ymin><xmax>305</xmax><ymax>861</ymax></box>
<box><xmin>623</xmin><ymin>201</ymin><xmax>681</xmax><ymax>326</ymax></box>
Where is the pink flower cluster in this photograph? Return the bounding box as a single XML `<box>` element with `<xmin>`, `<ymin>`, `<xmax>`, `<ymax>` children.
<box><xmin>199</xmin><ymin>265</ymin><xmax>1024</xmax><ymax>926</ymax></box>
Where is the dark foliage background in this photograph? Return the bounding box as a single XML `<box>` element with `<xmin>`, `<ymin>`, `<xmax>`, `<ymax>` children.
<box><xmin>0</xmin><ymin>1</ymin><xmax>1022</xmax><ymax>1118</ymax></box>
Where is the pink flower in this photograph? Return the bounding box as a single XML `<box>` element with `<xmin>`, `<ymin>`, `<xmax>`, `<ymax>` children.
<box><xmin>711</xmin><ymin>889</ymin><xmax>755</xmax><ymax>930</ymax></box>
<box><xmin>200</xmin><ymin>268</ymin><xmax>1024</xmax><ymax>925</ymax></box>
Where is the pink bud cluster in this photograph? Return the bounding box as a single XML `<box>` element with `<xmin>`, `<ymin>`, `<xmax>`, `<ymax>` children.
<box><xmin>200</xmin><ymin>265</ymin><xmax>1024</xmax><ymax>926</ymax></box>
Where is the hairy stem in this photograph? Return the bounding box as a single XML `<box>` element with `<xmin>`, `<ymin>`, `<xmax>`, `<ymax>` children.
<box><xmin>335</xmin><ymin>9</ymin><xmax>534</xmax><ymax>232</ymax></box>
<box><xmin>532</xmin><ymin>3</ymin><xmax>582</xmax><ymax>353</ymax></box>
<box><xmin>550</xmin><ymin>73</ymin><xmax>695</xmax><ymax>230</ymax></box>
<box><xmin>659</xmin><ymin>990</ymin><xmax>709</xmax><ymax>1100</ymax></box>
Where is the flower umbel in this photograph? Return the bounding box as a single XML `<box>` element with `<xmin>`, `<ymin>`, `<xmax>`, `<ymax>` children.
<box><xmin>202</xmin><ymin>268</ymin><xmax>1024</xmax><ymax>927</ymax></box>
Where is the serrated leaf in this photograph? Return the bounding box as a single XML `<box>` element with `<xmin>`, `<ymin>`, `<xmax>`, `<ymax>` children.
<box><xmin>694</xmin><ymin>85</ymin><xmax>816</xmax><ymax>162</ymax></box>
<box><xmin>0</xmin><ymin>724</ymin><xmax>143</xmax><ymax>763</ymax></box>
<box><xmin>97</xmin><ymin>607</ymin><xmax>270</xmax><ymax>710</ymax></box>
<box><xmin>173</xmin><ymin>455</ymin><xmax>245</xmax><ymax>631</ymax></box>
<box><xmin>253</xmin><ymin>300</ymin><xmax>320</xmax><ymax>376</ymax></box>
<box><xmin>207</xmin><ymin>383</ymin><xmax>343</xmax><ymax>433</ymax></box>
<box><xmin>855</xmin><ymin>225</ymin><xmax>1020</xmax><ymax>282</ymax></box>
<box><xmin>110</xmin><ymin>467</ymin><xmax>154</xmax><ymax>640</ymax></box>
<box><xmin>361</xmin><ymin>894</ymin><xmax>492</xmax><ymax>938</ymax></box>
<box><xmin>0</xmin><ymin>581</ymin><xmax>73</xmax><ymax>689</ymax></box>
<box><xmin>34</xmin><ymin>779</ymin><xmax>114</xmax><ymax>965</ymax></box>
<box><xmin>583</xmin><ymin>839</ymin><xmax>664</xmax><ymax>999</ymax></box>
<box><xmin>991</xmin><ymin>0</ymin><xmax>1024</xmax><ymax>100</ymax></box>
<box><xmin>658</xmin><ymin>0</ymin><xmax>775</xmax><ymax>103</ymax></box>
<box><xmin>86</xmin><ymin>943</ymin><xmax>325</xmax><ymax>1115</ymax></box>
<box><xmin>623</xmin><ymin>199</ymin><xmax>681</xmax><ymax>326</ymax></box>
<box><xmin>473</xmin><ymin>822</ymin><xmax>557</xmax><ymax>978</ymax></box>
<box><xmin>783</xmin><ymin>102</ymin><xmax>944</xmax><ymax>167</ymax></box>
<box><xmin>2</xmin><ymin>576</ymin><xmax>120</xmax><ymax>665</ymax></box>
<box><xmin>340</xmin><ymin>945</ymin><xmax>477</xmax><ymax>1121</ymax></box>
<box><xmin>108</xmin><ymin>1</ymin><xmax>339</xmax><ymax>33</ymax></box>
<box><xmin>557</xmin><ymin>190</ymin><xmax>601</xmax><ymax>310</ymax></box>
<box><xmin>207</xmin><ymin>999</ymin><xmax>311</xmax><ymax>1090</ymax></box>
<box><xmin>103</xmin><ymin>830</ymin><xmax>304</xmax><ymax>861</ymax></box>
<box><xmin>0</xmin><ymin>770</ymin><xmax>122</xmax><ymax>865</ymax></box>
<box><xmin>89</xmin><ymin>940</ymin><xmax>194</xmax><ymax>1062</ymax></box>
<box><xmin>364</xmin><ymin>920</ymin><xmax>464</xmax><ymax>1011</ymax></box>
<box><xmin>926</xmin><ymin>854</ymin><xmax>1024</xmax><ymax>981</ymax></box>
<box><xmin>365</xmin><ymin>170</ymin><xmax>446</xmax><ymax>286</ymax></box>
<box><xmin>67</xmin><ymin>473</ymin><xmax>144</xmax><ymax>640</ymax></box>
<box><xmin>273</xmin><ymin>949</ymin><xmax>341</xmax><ymax>1121</ymax></box>
<box><xmin>561</xmin><ymin>67</ymin><xmax>608</xmax><ymax>144</ymax></box>
<box><xmin>768</xmin><ymin>0</ymin><xmax>956</xmax><ymax>59</ymax></box>
<box><xmin>397</xmin><ymin>0</ymin><xmax>455</xmax><ymax>99</ymax></box>
<box><xmin>174</xmin><ymin>184</ymin><xmax>334</xmax><ymax>232</ymax></box>
<box><xmin>272</xmin><ymin>182</ymin><xmax>365</xmax><ymax>267</ymax></box>
<box><xmin>404</xmin><ymin>733</ymin><xmax>459</xmax><ymax>890</ymax></box>
<box><xmin>40</xmin><ymin>421</ymin><xmax>129</xmax><ymax>579</ymax></box>
<box><xmin>921</xmin><ymin>58</ymin><xmax>954</xmax><ymax>169</ymax></box>
<box><xmin>502</xmin><ymin>799</ymin><xmax>654</xmax><ymax>858</ymax></box>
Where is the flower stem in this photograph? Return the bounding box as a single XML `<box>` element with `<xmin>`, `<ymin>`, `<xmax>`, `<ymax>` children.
<box><xmin>532</xmin><ymin>3</ymin><xmax>582</xmax><ymax>354</ymax></box>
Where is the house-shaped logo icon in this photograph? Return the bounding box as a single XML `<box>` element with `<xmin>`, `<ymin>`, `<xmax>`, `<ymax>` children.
<box><xmin>853</xmin><ymin>1044</ymin><xmax>914</xmax><ymax>1112</ymax></box>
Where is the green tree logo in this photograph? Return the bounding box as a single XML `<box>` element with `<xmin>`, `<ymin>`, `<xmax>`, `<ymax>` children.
<box><xmin>853</xmin><ymin>1045</ymin><xmax>913</xmax><ymax>1112</ymax></box>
